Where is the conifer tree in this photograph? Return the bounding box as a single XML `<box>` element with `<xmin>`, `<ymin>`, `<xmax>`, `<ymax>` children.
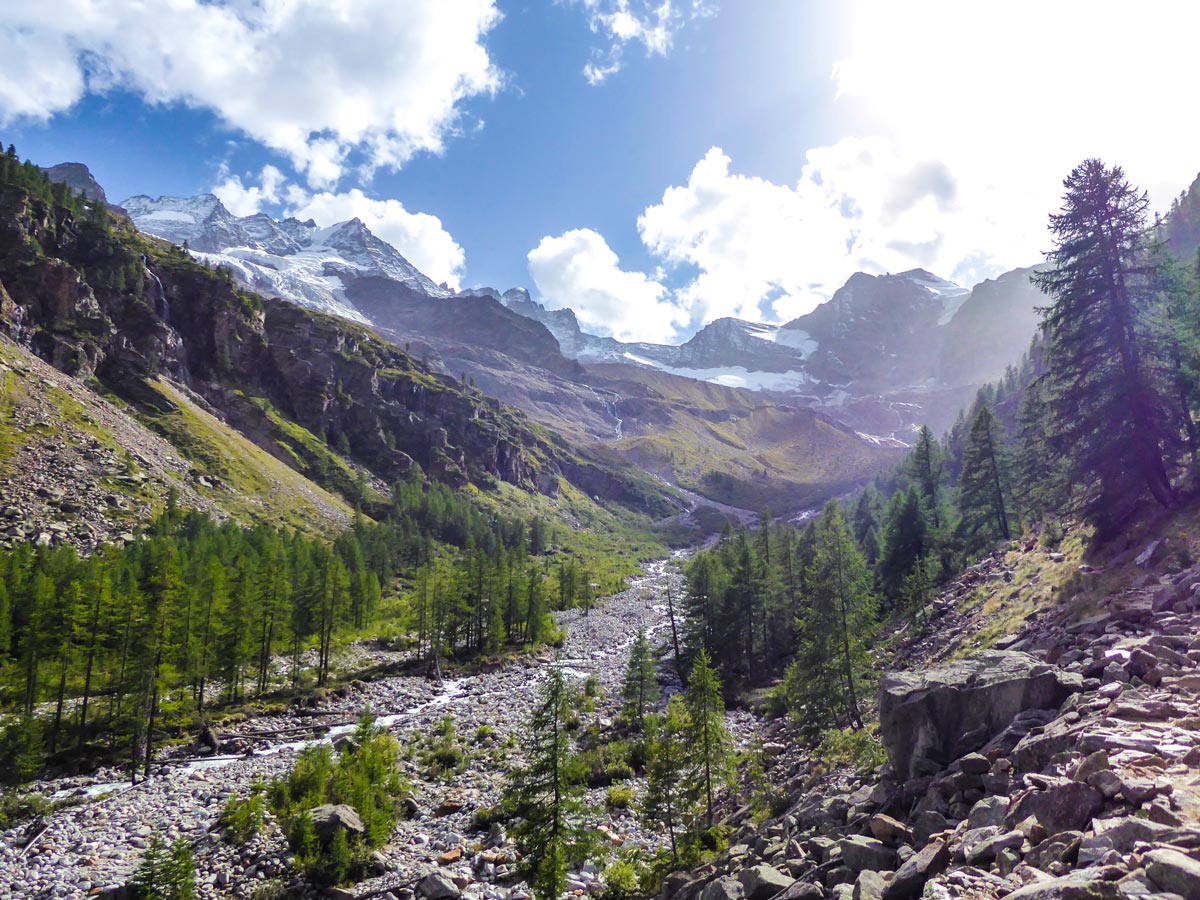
<box><xmin>620</xmin><ymin>627</ymin><xmax>660</xmax><ymax>730</ymax></box>
<box><xmin>641</xmin><ymin>696</ymin><xmax>691</xmax><ymax>866</ymax></box>
<box><xmin>683</xmin><ymin>649</ymin><xmax>732</xmax><ymax>828</ymax></box>
<box><xmin>1033</xmin><ymin>159</ymin><xmax>1178</xmax><ymax>533</ymax></box>
<box><xmin>957</xmin><ymin>406</ymin><xmax>1013</xmax><ymax>552</ymax></box>
<box><xmin>505</xmin><ymin>666</ymin><xmax>585</xmax><ymax>900</ymax></box>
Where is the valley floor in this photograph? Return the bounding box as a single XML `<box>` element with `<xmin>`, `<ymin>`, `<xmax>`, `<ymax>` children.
<box><xmin>0</xmin><ymin>554</ymin><xmax>720</xmax><ymax>900</ymax></box>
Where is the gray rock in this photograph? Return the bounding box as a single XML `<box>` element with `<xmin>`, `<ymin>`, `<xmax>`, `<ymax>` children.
<box><xmin>966</xmin><ymin>795</ymin><xmax>1009</xmax><ymax>830</ymax></box>
<box><xmin>1144</xmin><ymin>847</ymin><xmax>1200</xmax><ymax>898</ymax></box>
<box><xmin>838</xmin><ymin>836</ymin><xmax>896</xmax><ymax>873</ymax></box>
<box><xmin>852</xmin><ymin>870</ymin><xmax>887</xmax><ymax>900</ymax></box>
<box><xmin>1002</xmin><ymin>870</ymin><xmax>1124</xmax><ymax>900</ymax></box>
<box><xmin>418</xmin><ymin>872</ymin><xmax>462</xmax><ymax>900</ymax></box>
<box><xmin>701</xmin><ymin>876</ymin><xmax>745</xmax><ymax>900</ymax></box>
<box><xmin>879</xmin><ymin>651</ymin><xmax>1081</xmax><ymax>780</ymax></box>
<box><xmin>773</xmin><ymin>884</ymin><xmax>821</xmax><ymax>900</ymax></box>
<box><xmin>1002</xmin><ymin>782</ymin><xmax>1102</xmax><ymax>834</ymax></box>
<box><xmin>307</xmin><ymin>804</ymin><xmax>365</xmax><ymax>844</ymax></box>
<box><xmin>880</xmin><ymin>839</ymin><xmax>949</xmax><ymax>900</ymax></box>
<box><xmin>737</xmin><ymin>865</ymin><xmax>794</xmax><ymax>900</ymax></box>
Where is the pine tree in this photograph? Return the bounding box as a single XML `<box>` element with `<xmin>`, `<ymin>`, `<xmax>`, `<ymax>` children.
<box><xmin>784</xmin><ymin>502</ymin><xmax>876</xmax><ymax>728</ymax></box>
<box><xmin>957</xmin><ymin>406</ymin><xmax>1013</xmax><ymax>552</ymax></box>
<box><xmin>620</xmin><ymin>627</ymin><xmax>660</xmax><ymax>730</ymax></box>
<box><xmin>505</xmin><ymin>666</ymin><xmax>585</xmax><ymax>900</ymax></box>
<box><xmin>1033</xmin><ymin>159</ymin><xmax>1178</xmax><ymax>534</ymax></box>
<box><xmin>683</xmin><ymin>649</ymin><xmax>732</xmax><ymax>828</ymax></box>
<box><xmin>641</xmin><ymin>696</ymin><xmax>692</xmax><ymax>866</ymax></box>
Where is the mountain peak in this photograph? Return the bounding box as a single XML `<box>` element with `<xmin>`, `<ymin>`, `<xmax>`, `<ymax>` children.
<box><xmin>43</xmin><ymin>162</ymin><xmax>107</xmax><ymax>203</ymax></box>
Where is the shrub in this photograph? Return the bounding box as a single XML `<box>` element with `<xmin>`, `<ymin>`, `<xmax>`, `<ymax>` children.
<box><xmin>600</xmin><ymin>859</ymin><xmax>641</xmax><ymax>900</ymax></box>
<box><xmin>815</xmin><ymin>728</ymin><xmax>887</xmax><ymax>773</ymax></box>
<box><xmin>606</xmin><ymin>784</ymin><xmax>635</xmax><ymax>809</ymax></box>
<box><xmin>268</xmin><ymin>713</ymin><xmax>407</xmax><ymax>884</ymax></box>
<box><xmin>130</xmin><ymin>835</ymin><xmax>196</xmax><ymax>900</ymax></box>
<box><xmin>219</xmin><ymin>792</ymin><xmax>266</xmax><ymax>845</ymax></box>
<box><xmin>0</xmin><ymin>715</ymin><xmax>45</xmax><ymax>785</ymax></box>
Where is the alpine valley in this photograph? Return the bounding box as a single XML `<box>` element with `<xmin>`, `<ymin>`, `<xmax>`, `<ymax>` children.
<box><xmin>4</xmin><ymin>139</ymin><xmax>1200</xmax><ymax>900</ymax></box>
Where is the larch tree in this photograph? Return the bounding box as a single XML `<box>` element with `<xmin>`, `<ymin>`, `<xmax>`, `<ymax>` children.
<box><xmin>683</xmin><ymin>649</ymin><xmax>733</xmax><ymax>828</ymax></box>
<box><xmin>1033</xmin><ymin>159</ymin><xmax>1178</xmax><ymax>534</ymax></box>
<box><xmin>505</xmin><ymin>665</ymin><xmax>585</xmax><ymax>900</ymax></box>
<box><xmin>957</xmin><ymin>405</ymin><xmax>1013</xmax><ymax>552</ymax></box>
<box><xmin>641</xmin><ymin>696</ymin><xmax>692</xmax><ymax>866</ymax></box>
<box><xmin>620</xmin><ymin>627</ymin><xmax>660</xmax><ymax>731</ymax></box>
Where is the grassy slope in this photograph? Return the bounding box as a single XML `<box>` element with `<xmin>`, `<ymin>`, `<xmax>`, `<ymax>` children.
<box><xmin>589</xmin><ymin>363</ymin><xmax>901</xmax><ymax>512</ymax></box>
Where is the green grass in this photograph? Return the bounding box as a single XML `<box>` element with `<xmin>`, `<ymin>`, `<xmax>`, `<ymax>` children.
<box><xmin>135</xmin><ymin>379</ymin><xmax>354</xmax><ymax>534</ymax></box>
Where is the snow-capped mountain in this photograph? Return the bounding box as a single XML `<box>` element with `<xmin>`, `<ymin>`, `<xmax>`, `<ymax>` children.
<box><xmin>122</xmin><ymin>194</ymin><xmax>450</xmax><ymax>322</ymax></box>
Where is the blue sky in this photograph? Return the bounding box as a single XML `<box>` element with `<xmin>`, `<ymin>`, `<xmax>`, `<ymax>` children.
<box><xmin>3</xmin><ymin>2</ymin><xmax>1198</xmax><ymax>342</ymax></box>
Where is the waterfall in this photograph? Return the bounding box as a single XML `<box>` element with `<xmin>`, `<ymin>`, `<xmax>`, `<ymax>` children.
<box><xmin>143</xmin><ymin>256</ymin><xmax>169</xmax><ymax>323</ymax></box>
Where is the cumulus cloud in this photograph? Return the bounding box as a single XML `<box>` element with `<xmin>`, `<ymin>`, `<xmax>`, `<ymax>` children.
<box><xmin>0</xmin><ymin>1</ymin><xmax>502</xmax><ymax>187</ymax></box>
<box><xmin>572</xmin><ymin>0</ymin><xmax>715</xmax><ymax>84</ymax></box>
<box><xmin>528</xmin><ymin>229</ymin><xmax>684</xmax><ymax>342</ymax></box>
<box><xmin>213</xmin><ymin>165</ymin><xmax>287</xmax><ymax>217</ymax></box>
<box><xmin>289</xmin><ymin>189</ymin><xmax>466</xmax><ymax>291</ymax></box>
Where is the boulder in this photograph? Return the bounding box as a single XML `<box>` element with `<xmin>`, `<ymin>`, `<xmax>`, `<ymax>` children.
<box><xmin>879</xmin><ymin>651</ymin><xmax>1081</xmax><ymax>780</ymax></box>
<box><xmin>838</xmin><ymin>836</ymin><xmax>897</xmax><ymax>873</ymax></box>
<box><xmin>737</xmin><ymin>865</ymin><xmax>794</xmax><ymax>900</ymax></box>
<box><xmin>307</xmin><ymin>804</ymin><xmax>365</xmax><ymax>844</ymax></box>
<box><xmin>1002</xmin><ymin>783</ymin><xmax>1103</xmax><ymax>834</ymax></box>
<box><xmin>700</xmin><ymin>877</ymin><xmax>745</xmax><ymax>900</ymax></box>
<box><xmin>852</xmin><ymin>870</ymin><xmax>887</xmax><ymax>900</ymax></box>
<box><xmin>1144</xmin><ymin>847</ymin><xmax>1200</xmax><ymax>898</ymax></box>
<box><xmin>773</xmin><ymin>883</ymin><xmax>822</xmax><ymax>900</ymax></box>
<box><xmin>418</xmin><ymin>872</ymin><xmax>462</xmax><ymax>900</ymax></box>
<box><xmin>1002</xmin><ymin>870</ymin><xmax>1123</xmax><ymax>900</ymax></box>
<box><xmin>880</xmin><ymin>838</ymin><xmax>949</xmax><ymax>900</ymax></box>
<box><xmin>868</xmin><ymin>814</ymin><xmax>912</xmax><ymax>846</ymax></box>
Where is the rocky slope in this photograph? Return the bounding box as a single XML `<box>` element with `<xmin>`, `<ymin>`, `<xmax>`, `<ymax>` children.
<box><xmin>662</xmin><ymin>524</ymin><xmax>1200</xmax><ymax>900</ymax></box>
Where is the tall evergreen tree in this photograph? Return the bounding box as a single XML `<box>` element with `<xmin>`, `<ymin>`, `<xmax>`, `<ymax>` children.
<box><xmin>641</xmin><ymin>696</ymin><xmax>692</xmax><ymax>866</ymax></box>
<box><xmin>957</xmin><ymin>406</ymin><xmax>1013</xmax><ymax>552</ymax></box>
<box><xmin>683</xmin><ymin>649</ymin><xmax>732</xmax><ymax>828</ymax></box>
<box><xmin>1033</xmin><ymin>159</ymin><xmax>1178</xmax><ymax>534</ymax></box>
<box><xmin>505</xmin><ymin>666</ymin><xmax>585</xmax><ymax>900</ymax></box>
<box><xmin>620</xmin><ymin>627</ymin><xmax>660</xmax><ymax>731</ymax></box>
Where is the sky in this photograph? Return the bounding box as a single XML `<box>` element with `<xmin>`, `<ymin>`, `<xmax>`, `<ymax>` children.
<box><xmin>2</xmin><ymin>1</ymin><xmax>1199</xmax><ymax>344</ymax></box>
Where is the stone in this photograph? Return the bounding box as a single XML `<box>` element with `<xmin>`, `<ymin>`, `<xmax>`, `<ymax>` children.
<box><xmin>838</xmin><ymin>836</ymin><xmax>897</xmax><ymax>873</ymax></box>
<box><xmin>773</xmin><ymin>883</ymin><xmax>822</xmax><ymax>900</ymax></box>
<box><xmin>418</xmin><ymin>872</ymin><xmax>462</xmax><ymax>900</ymax></box>
<box><xmin>852</xmin><ymin>870</ymin><xmax>887</xmax><ymax>900</ymax></box>
<box><xmin>1002</xmin><ymin>783</ymin><xmax>1103</xmax><ymax>834</ymax></box>
<box><xmin>737</xmin><ymin>865</ymin><xmax>794</xmax><ymax>900</ymax></box>
<box><xmin>1002</xmin><ymin>870</ymin><xmax>1123</xmax><ymax>900</ymax></box>
<box><xmin>966</xmin><ymin>795</ymin><xmax>1009</xmax><ymax>830</ymax></box>
<box><xmin>879</xmin><ymin>651</ymin><xmax>1081</xmax><ymax>780</ymax></box>
<box><xmin>963</xmin><ymin>829</ymin><xmax>1023</xmax><ymax>865</ymax></box>
<box><xmin>868</xmin><ymin>815</ymin><xmax>912</xmax><ymax>846</ymax></box>
<box><xmin>307</xmin><ymin>804</ymin><xmax>365</xmax><ymax>844</ymax></box>
<box><xmin>1072</xmin><ymin>750</ymin><xmax>1110</xmax><ymax>783</ymax></box>
<box><xmin>700</xmin><ymin>877</ymin><xmax>745</xmax><ymax>900</ymax></box>
<box><xmin>1144</xmin><ymin>847</ymin><xmax>1200</xmax><ymax>898</ymax></box>
<box><xmin>880</xmin><ymin>839</ymin><xmax>949</xmax><ymax>900</ymax></box>
<box><xmin>958</xmin><ymin>753</ymin><xmax>990</xmax><ymax>775</ymax></box>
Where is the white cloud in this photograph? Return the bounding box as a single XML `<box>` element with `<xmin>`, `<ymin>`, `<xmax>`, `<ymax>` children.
<box><xmin>573</xmin><ymin>0</ymin><xmax>714</xmax><ymax>84</ymax></box>
<box><xmin>290</xmin><ymin>189</ymin><xmax>466</xmax><ymax>291</ymax></box>
<box><xmin>0</xmin><ymin>1</ymin><xmax>502</xmax><ymax>187</ymax></box>
<box><xmin>213</xmin><ymin>165</ymin><xmax>287</xmax><ymax>217</ymax></box>
<box><xmin>528</xmin><ymin>229</ymin><xmax>684</xmax><ymax>342</ymax></box>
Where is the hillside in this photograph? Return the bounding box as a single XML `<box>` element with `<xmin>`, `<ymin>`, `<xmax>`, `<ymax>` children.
<box><xmin>0</xmin><ymin>170</ymin><xmax>679</xmax><ymax>536</ymax></box>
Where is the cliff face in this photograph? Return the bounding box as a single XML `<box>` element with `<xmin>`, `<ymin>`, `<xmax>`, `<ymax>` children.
<box><xmin>0</xmin><ymin>183</ymin><xmax>676</xmax><ymax>516</ymax></box>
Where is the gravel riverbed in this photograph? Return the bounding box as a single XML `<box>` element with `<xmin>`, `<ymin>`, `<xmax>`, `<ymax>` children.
<box><xmin>1</xmin><ymin>552</ymin><xmax>745</xmax><ymax>900</ymax></box>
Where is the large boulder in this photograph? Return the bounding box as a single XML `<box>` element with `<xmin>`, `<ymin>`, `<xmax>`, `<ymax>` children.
<box><xmin>306</xmin><ymin>804</ymin><xmax>365</xmax><ymax>844</ymax></box>
<box><xmin>1002</xmin><ymin>782</ymin><xmax>1103</xmax><ymax>834</ymax></box>
<box><xmin>879</xmin><ymin>651</ymin><xmax>1081</xmax><ymax>779</ymax></box>
<box><xmin>418</xmin><ymin>872</ymin><xmax>462</xmax><ymax>900</ymax></box>
<box><xmin>701</xmin><ymin>877</ymin><xmax>745</xmax><ymax>900</ymax></box>
<box><xmin>1145</xmin><ymin>847</ymin><xmax>1200</xmax><ymax>898</ymax></box>
<box><xmin>737</xmin><ymin>865</ymin><xmax>794</xmax><ymax>900</ymax></box>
